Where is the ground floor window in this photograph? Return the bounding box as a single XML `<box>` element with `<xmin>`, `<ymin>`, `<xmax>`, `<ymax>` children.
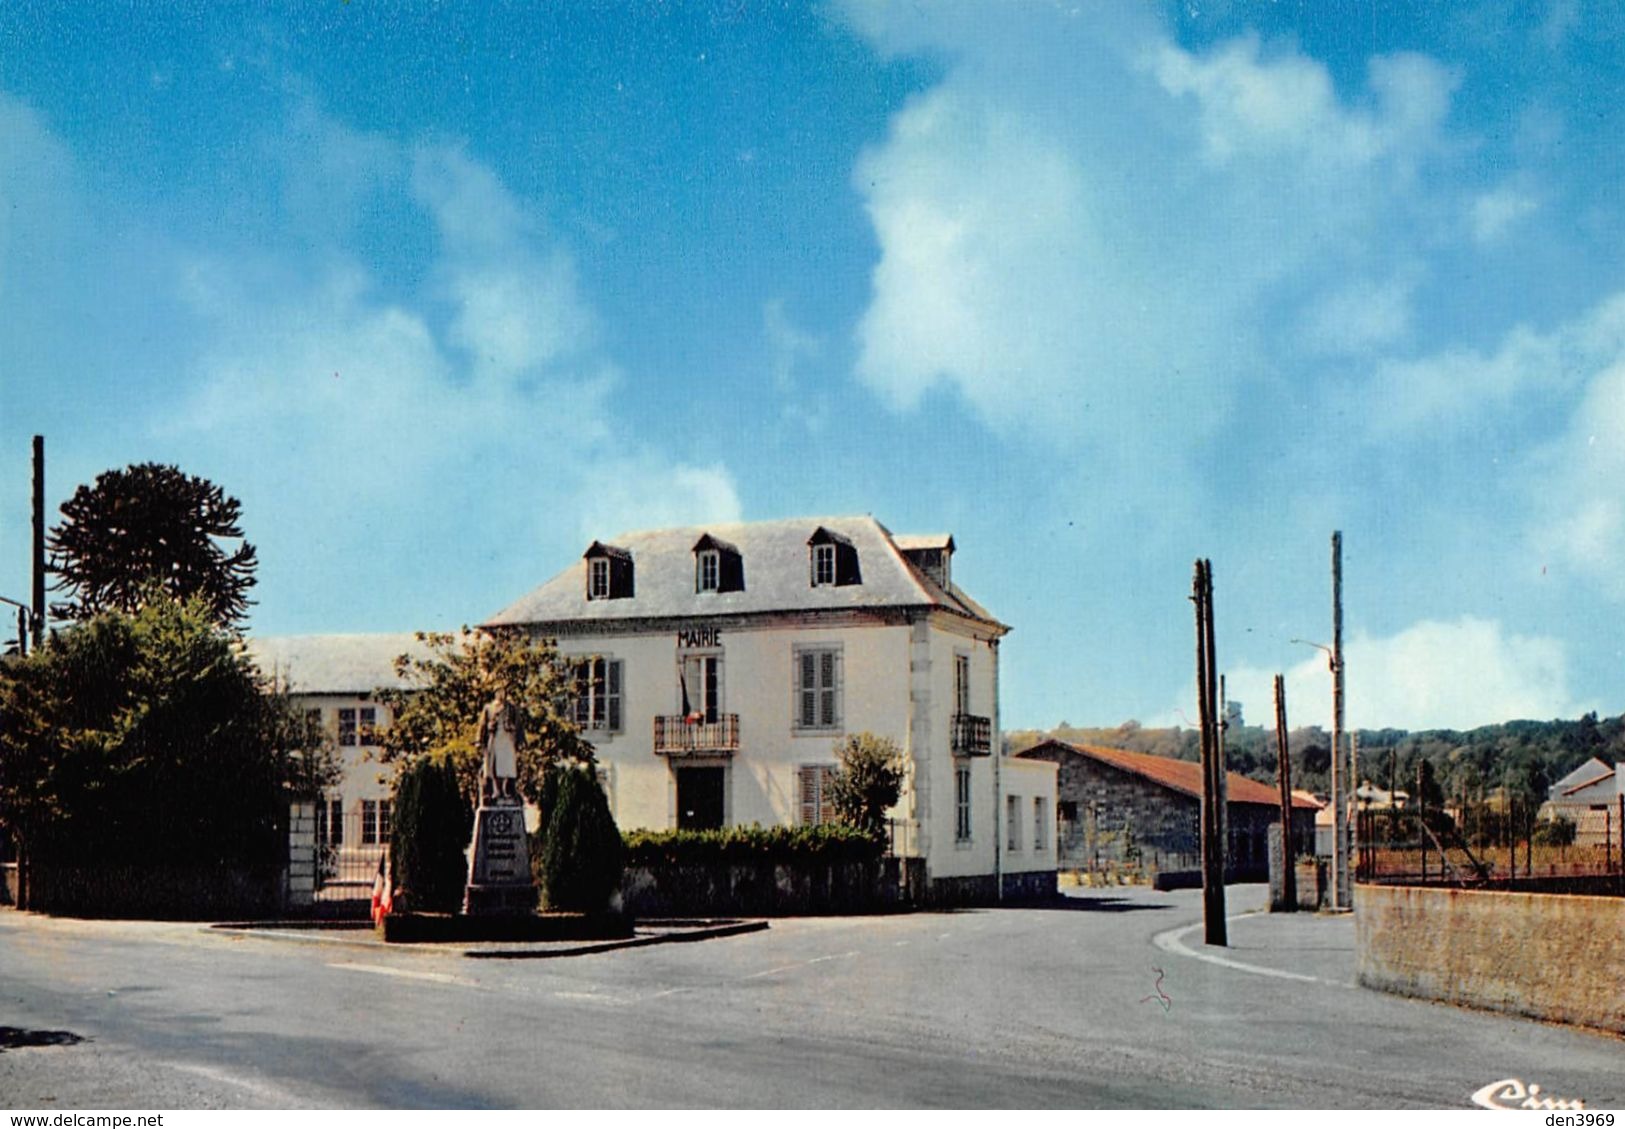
<box><xmin>955</xmin><ymin>764</ymin><xmax>972</xmax><ymax>843</ymax></box>
<box><xmin>1033</xmin><ymin>796</ymin><xmax>1047</xmax><ymax>852</ymax></box>
<box><xmin>362</xmin><ymin>799</ymin><xmax>392</xmax><ymax>845</ymax></box>
<box><xmin>316</xmin><ymin>796</ymin><xmax>343</xmax><ymax>846</ymax></box>
<box><xmin>798</xmin><ymin>764</ymin><xmax>837</xmax><ymax>825</ymax></box>
<box><xmin>1007</xmin><ymin>794</ymin><xmax>1022</xmax><ymax>851</ymax></box>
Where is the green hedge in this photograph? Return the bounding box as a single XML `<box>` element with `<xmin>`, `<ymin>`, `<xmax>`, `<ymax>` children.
<box><xmin>622</xmin><ymin>823</ymin><xmax>885</xmax><ymax>867</ymax></box>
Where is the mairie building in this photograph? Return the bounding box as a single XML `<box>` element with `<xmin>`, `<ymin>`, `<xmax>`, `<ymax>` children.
<box><xmin>254</xmin><ymin>515</ymin><xmax>1057</xmax><ymax>904</ymax></box>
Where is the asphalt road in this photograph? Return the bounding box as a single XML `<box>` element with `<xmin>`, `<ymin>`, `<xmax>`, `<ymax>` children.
<box><xmin>1</xmin><ymin>885</ymin><xmax>1620</xmax><ymax>1109</ymax></box>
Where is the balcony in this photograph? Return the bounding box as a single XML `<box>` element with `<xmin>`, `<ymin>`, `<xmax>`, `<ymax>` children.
<box><xmin>951</xmin><ymin>713</ymin><xmax>992</xmax><ymax>756</ymax></box>
<box><xmin>653</xmin><ymin>714</ymin><xmax>740</xmax><ymax>756</ymax></box>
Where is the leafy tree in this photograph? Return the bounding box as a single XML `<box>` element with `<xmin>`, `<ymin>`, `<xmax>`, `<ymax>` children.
<box><xmin>828</xmin><ymin>732</ymin><xmax>905</xmax><ymax>839</ymax></box>
<box><xmin>48</xmin><ymin>464</ymin><xmax>258</xmax><ymax>629</ymax></box>
<box><xmin>1532</xmin><ymin>814</ymin><xmax>1577</xmax><ymax>848</ymax></box>
<box><xmin>376</xmin><ymin>627</ymin><xmax>591</xmax><ymax>805</ymax></box>
<box><xmin>537</xmin><ymin>765</ymin><xmax>623</xmax><ymax>912</ymax></box>
<box><xmin>0</xmin><ymin>597</ymin><xmax>334</xmax><ymax>906</ymax></box>
<box><xmin>390</xmin><ymin>753</ymin><xmax>473</xmax><ymax>914</ymax></box>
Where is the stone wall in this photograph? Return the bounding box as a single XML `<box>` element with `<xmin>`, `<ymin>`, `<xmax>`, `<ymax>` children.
<box><xmin>1026</xmin><ymin>746</ymin><xmax>1307</xmax><ymax>880</ymax></box>
<box><xmin>25</xmin><ymin>864</ymin><xmax>286</xmax><ymax>919</ymax></box>
<box><xmin>1355</xmin><ymin>882</ymin><xmax>1625</xmax><ymax>1034</ymax></box>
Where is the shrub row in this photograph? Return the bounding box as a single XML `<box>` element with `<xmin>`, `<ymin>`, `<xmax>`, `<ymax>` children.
<box><xmin>622</xmin><ymin>823</ymin><xmax>885</xmax><ymax>867</ymax></box>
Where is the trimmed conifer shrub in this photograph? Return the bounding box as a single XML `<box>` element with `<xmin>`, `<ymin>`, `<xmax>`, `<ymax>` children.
<box><xmin>390</xmin><ymin>753</ymin><xmax>473</xmax><ymax>913</ymax></box>
<box><xmin>538</xmin><ymin>766</ymin><xmax>624</xmax><ymax>913</ymax></box>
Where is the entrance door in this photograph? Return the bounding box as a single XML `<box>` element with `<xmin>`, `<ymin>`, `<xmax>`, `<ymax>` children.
<box><xmin>676</xmin><ymin>766</ymin><xmax>725</xmax><ymax>830</ymax></box>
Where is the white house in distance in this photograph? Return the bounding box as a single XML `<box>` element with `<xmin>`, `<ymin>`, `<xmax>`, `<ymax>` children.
<box><xmin>247</xmin><ymin>632</ymin><xmax>430</xmax><ymax>894</ymax></box>
<box><xmin>486</xmin><ymin>515</ymin><xmax>1057</xmax><ymax>902</ymax></box>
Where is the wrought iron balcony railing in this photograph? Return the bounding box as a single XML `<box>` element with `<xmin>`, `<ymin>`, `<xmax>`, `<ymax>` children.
<box><xmin>653</xmin><ymin>714</ymin><xmax>741</xmax><ymax>756</ymax></box>
<box><xmin>952</xmin><ymin>712</ymin><xmax>992</xmax><ymax>756</ymax></box>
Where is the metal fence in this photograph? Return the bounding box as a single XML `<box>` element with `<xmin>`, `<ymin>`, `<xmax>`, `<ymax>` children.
<box><xmin>1356</xmin><ymin>799</ymin><xmax>1625</xmax><ymax>887</ymax></box>
<box><xmin>314</xmin><ymin>811</ymin><xmax>390</xmax><ymax>906</ymax></box>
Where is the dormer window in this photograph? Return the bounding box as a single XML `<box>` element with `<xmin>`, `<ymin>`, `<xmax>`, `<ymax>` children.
<box><xmin>897</xmin><ymin>534</ymin><xmax>955</xmax><ymax>590</ymax></box>
<box><xmin>807</xmin><ymin>526</ymin><xmax>861</xmax><ymax>587</ymax></box>
<box><xmin>583</xmin><ymin>541</ymin><xmax>634</xmax><ymax>601</ymax></box>
<box><xmin>812</xmin><ymin>543</ymin><xmax>835</xmax><ymax>586</ymax></box>
<box><xmin>697</xmin><ymin>549</ymin><xmax>719</xmax><ymax>592</ymax></box>
<box><xmin>692</xmin><ymin>533</ymin><xmax>744</xmax><ymax>594</ymax></box>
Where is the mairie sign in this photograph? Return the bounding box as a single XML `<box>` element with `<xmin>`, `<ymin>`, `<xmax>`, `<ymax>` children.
<box><xmin>677</xmin><ymin>626</ymin><xmax>721</xmax><ymax>648</ymax></box>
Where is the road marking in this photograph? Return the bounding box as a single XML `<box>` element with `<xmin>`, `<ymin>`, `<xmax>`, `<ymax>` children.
<box><xmin>1152</xmin><ymin>918</ymin><xmax>1350</xmax><ymax>987</ymax></box>
<box><xmin>163</xmin><ymin>1060</ymin><xmax>312</xmax><ymax>1105</ymax></box>
<box><xmin>741</xmin><ymin>963</ymin><xmax>801</xmax><ymax>980</ymax></box>
<box><xmin>326</xmin><ymin>961</ymin><xmax>478</xmax><ymax>987</ymax></box>
<box><xmin>806</xmin><ymin>950</ymin><xmax>859</xmax><ymax>964</ymax></box>
<box><xmin>551</xmin><ymin>990</ymin><xmax>627</xmax><ymax>1005</ymax></box>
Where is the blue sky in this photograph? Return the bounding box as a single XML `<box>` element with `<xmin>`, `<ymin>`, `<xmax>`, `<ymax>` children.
<box><xmin>4</xmin><ymin>1</ymin><xmax>1624</xmax><ymax>732</ymax></box>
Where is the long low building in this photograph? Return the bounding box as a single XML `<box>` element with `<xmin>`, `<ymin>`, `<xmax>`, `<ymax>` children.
<box><xmin>1016</xmin><ymin>739</ymin><xmax>1317</xmax><ymax>880</ymax></box>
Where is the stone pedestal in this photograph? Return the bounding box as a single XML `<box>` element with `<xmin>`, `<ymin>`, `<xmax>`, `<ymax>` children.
<box><xmin>463</xmin><ymin>800</ymin><xmax>537</xmax><ymax>915</ymax></box>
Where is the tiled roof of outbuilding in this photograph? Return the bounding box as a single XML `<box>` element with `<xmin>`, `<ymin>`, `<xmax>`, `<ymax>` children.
<box><xmin>1019</xmin><ymin>739</ymin><xmax>1319</xmax><ymax>809</ymax></box>
<box><xmin>484</xmin><ymin>515</ymin><xmax>1004</xmax><ymax>632</ymax></box>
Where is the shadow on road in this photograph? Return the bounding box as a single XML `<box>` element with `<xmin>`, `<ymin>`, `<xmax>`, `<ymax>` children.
<box><xmin>0</xmin><ymin>1027</ymin><xmax>85</xmax><ymax>1052</ymax></box>
<box><xmin>1018</xmin><ymin>895</ymin><xmax>1179</xmax><ymax>914</ymax></box>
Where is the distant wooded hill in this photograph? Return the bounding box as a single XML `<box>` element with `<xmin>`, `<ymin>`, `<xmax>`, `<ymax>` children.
<box><xmin>1004</xmin><ymin>712</ymin><xmax>1625</xmax><ymax>805</ymax></box>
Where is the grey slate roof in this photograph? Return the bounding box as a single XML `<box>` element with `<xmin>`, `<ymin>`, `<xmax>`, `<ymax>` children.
<box><xmin>245</xmin><ymin>633</ymin><xmax>432</xmax><ymax>695</ymax></box>
<box><xmin>485</xmin><ymin>514</ymin><xmax>1005</xmax><ymax>632</ymax></box>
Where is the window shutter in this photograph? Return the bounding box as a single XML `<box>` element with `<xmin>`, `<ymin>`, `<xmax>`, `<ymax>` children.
<box><xmin>819</xmin><ymin>765</ymin><xmax>837</xmax><ymax>824</ymax></box>
<box><xmin>798</xmin><ymin>651</ymin><xmax>816</xmax><ymax>727</ymax></box>
<box><xmin>606</xmin><ymin>660</ymin><xmax>623</xmax><ymax>732</ymax></box>
<box><xmin>574</xmin><ymin>662</ymin><xmax>590</xmax><ymax>727</ymax></box>
<box><xmin>799</xmin><ymin>766</ymin><xmax>818</xmax><ymax>826</ymax></box>
<box><xmin>819</xmin><ymin>650</ymin><xmax>838</xmax><ymax>726</ymax></box>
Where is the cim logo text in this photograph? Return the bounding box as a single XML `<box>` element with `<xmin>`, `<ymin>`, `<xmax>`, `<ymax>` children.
<box><xmin>1471</xmin><ymin>1078</ymin><xmax>1586</xmax><ymax>1111</ymax></box>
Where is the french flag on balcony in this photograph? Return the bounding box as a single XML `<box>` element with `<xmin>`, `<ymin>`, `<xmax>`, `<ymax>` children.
<box><xmin>679</xmin><ymin>663</ymin><xmax>701</xmax><ymax>725</ymax></box>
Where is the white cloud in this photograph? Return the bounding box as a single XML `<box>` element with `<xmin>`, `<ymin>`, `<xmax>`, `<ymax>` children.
<box><xmin>845</xmin><ymin>12</ymin><xmax>1459</xmax><ymax>455</ymax></box>
<box><xmin>1533</xmin><ymin>357</ymin><xmax>1625</xmax><ymax>596</ymax></box>
<box><xmin>1471</xmin><ymin>184</ymin><xmax>1540</xmax><ymax>243</ymax></box>
<box><xmin>1362</xmin><ymin>290</ymin><xmax>1625</xmax><ymax>433</ymax></box>
<box><xmin>1298</xmin><ymin>271</ymin><xmax>1419</xmax><ymax>357</ymax></box>
<box><xmin>1150</xmin><ymin>39</ymin><xmax>1454</xmax><ymax>172</ymax></box>
<box><xmin>166</xmin><ymin>128</ymin><xmax>737</xmax><ymax>625</ymax></box>
<box><xmin>1216</xmin><ymin>617</ymin><xmax>1585</xmax><ymax>732</ymax></box>
<box><xmin>582</xmin><ymin>460</ymin><xmax>742</xmax><ymax>547</ymax></box>
<box><xmin>412</xmin><ymin>144</ymin><xmax>596</xmax><ymax>382</ymax></box>
<box><xmin>763</xmin><ymin>298</ymin><xmax>820</xmax><ymax>394</ymax></box>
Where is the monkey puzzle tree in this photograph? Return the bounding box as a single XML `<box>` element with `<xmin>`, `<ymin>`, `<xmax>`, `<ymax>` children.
<box><xmin>48</xmin><ymin>463</ymin><xmax>258</xmax><ymax>630</ymax></box>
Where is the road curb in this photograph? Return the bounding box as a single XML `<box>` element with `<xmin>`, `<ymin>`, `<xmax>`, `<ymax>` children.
<box><xmin>462</xmin><ymin>918</ymin><xmax>769</xmax><ymax>959</ymax></box>
<box><xmin>211</xmin><ymin>917</ymin><xmax>769</xmax><ymax>958</ymax></box>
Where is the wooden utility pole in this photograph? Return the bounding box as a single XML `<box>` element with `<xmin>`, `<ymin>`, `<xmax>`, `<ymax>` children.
<box><xmin>1331</xmin><ymin>531</ymin><xmax>1348</xmax><ymax>910</ymax></box>
<box><xmin>31</xmin><ymin>435</ymin><xmax>45</xmax><ymax>649</ymax></box>
<box><xmin>1217</xmin><ymin>673</ymin><xmax>1230</xmax><ymax>878</ymax></box>
<box><xmin>1193</xmin><ymin>559</ymin><xmax>1226</xmax><ymax>945</ymax></box>
<box><xmin>1275</xmin><ymin>674</ymin><xmax>1296</xmax><ymax>911</ymax></box>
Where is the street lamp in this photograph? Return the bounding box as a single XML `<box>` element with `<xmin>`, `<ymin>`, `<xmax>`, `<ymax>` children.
<box><xmin>0</xmin><ymin>595</ymin><xmax>39</xmax><ymax>657</ymax></box>
<box><xmin>1291</xmin><ymin>636</ymin><xmax>1350</xmax><ymax>909</ymax></box>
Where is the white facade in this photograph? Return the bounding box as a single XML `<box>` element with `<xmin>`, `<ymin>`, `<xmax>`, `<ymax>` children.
<box><xmin>488</xmin><ymin>516</ymin><xmax>1056</xmax><ymax>893</ymax></box>
<box><xmin>250</xmin><ymin>517</ymin><xmax>1058</xmax><ymax>897</ymax></box>
<box><xmin>248</xmin><ymin>633</ymin><xmax>425</xmax><ymax>871</ymax></box>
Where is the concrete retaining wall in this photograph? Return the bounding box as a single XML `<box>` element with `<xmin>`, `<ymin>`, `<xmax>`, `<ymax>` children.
<box><xmin>1355</xmin><ymin>882</ymin><xmax>1625</xmax><ymax>1034</ymax></box>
